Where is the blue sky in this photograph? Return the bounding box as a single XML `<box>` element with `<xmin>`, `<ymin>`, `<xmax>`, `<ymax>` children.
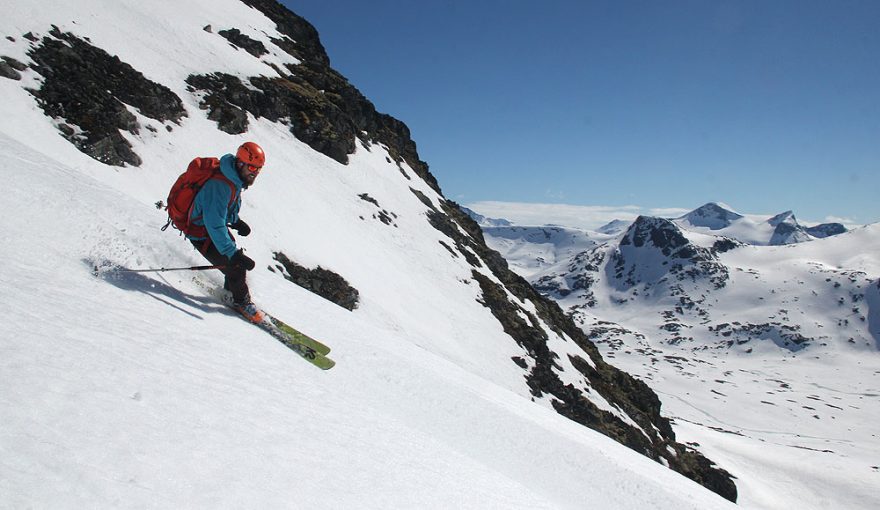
<box><xmin>283</xmin><ymin>1</ymin><xmax>879</xmax><ymax>226</ymax></box>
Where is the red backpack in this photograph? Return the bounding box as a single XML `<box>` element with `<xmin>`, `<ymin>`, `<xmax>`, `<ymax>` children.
<box><xmin>162</xmin><ymin>157</ymin><xmax>236</xmax><ymax>238</ymax></box>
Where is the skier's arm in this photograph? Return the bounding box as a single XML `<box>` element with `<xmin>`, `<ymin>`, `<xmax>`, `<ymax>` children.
<box><xmin>199</xmin><ymin>180</ymin><xmax>238</xmax><ymax>258</ymax></box>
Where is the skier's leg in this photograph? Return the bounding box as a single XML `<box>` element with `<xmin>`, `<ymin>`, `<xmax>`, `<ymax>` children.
<box><xmin>190</xmin><ymin>239</ymin><xmax>251</xmax><ymax>303</ymax></box>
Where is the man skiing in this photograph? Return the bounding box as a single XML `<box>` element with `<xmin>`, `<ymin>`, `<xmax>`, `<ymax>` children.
<box><xmin>187</xmin><ymin>141</ymin><xmax>265</xmax><ymax>323</ymax></box>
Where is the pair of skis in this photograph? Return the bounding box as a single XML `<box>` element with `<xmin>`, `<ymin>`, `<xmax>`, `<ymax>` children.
<box><xmin>252</xmin><ymin>313</ymin><xmax>335</xmax><ymax>370</ymax></box>
<box><xmin>190</xmin><ymin>277</ymin><xmax>335</xmax><ymax>370</ymax></box>
<box><xmin>94</xmin><ymin>264</ymin><xmax>335</xmax><ymax>370</ymax></box>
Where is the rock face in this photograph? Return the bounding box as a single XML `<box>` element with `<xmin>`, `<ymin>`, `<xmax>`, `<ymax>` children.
<box><xmin>186</xmin><ymin>0</ymin><xmax>441</xmax><ymax>194</ymax></box>
<box><xmin>614</xmin><ymin>216</ymin><xmax>729</xmax><ymax>291</ymax></box>
<box><xmin>766</xmin><ymin>211</ymin><xmax>815</xmax><ymax>245</ymax></box>
<box><xmin>806</xmin><ymin>222</ymin><xmax>848</xmax><ymax>238</ymax></box>
<box><xmin>26</xmin><ymin>27</ymin><xmax>186</xmax><ymax>166</ymax></box>
<box><xmin>769</xmin><ymin>221</ymin><xmax>812</xmax><ymax>245</ymax></box>
<box><xmin>218</xmin><ymin>28</ymin><xmax>269</xmax><ymax>57</ymax></box>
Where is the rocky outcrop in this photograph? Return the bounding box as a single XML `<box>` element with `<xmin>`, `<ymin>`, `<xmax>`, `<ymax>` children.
<box><xmin>769</xmin><ymin>221</ymin><xmax>812</xmax><ymax>245</ymax></box>
<box><xmin>26</xmin><ymin>27</ymin><xmax>186</xmax><ymax>166</ymax></box>
<box><xmin>0</xmin><ymin>56</ymin><xmax>26</xmax><ymax>80</ymax></box>
<box><xmin>614</xmin><ymin>216</ymin><xmax>729</xmax><ymax>290</ymax></box>
<box><xmin>218</xmin><ymin>28</ymin><xmax>268</xmax><ymax>57</ymax></box>
<box><xmin>806</xmin><ymin>222</ymin><xmax>847</xmax><ymax>238</ymax></box>
<box><xmin>187</xmin><ymin>0</ymin><xmax>441</xmax><ymax>194</ymax></box>
<box><xmin>272</xmin><ymin>252</ymin><xmax>359</xmax><ymax>311</ymax></box>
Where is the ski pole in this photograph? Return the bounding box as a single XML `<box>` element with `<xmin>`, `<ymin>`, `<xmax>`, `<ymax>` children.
<box><xmin>109</xmin><ymin>264</ymin><xmax>225</xmax><ymax>273</ymax></box>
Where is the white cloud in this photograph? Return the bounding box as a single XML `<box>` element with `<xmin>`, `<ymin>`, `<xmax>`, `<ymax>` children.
<box><xmin>465</xmin><ymin>201</ymin><xmax>869</xmax><ymax>231</ymax></box>
<box><xmin>465</xmin><ymin>201</ymin><xmax>665</xmax><ymax>230</ymax></box>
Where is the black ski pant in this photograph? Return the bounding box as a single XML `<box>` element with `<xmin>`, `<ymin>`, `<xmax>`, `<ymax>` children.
<box><xmin>191</xmin><ymin>238</ymin><xmax>250</xmax><ymax>304</ymax></box>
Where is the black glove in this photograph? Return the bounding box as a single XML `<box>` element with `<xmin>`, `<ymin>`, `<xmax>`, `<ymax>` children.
<box><xmin>229</xmin><ymin>249</ymin><xmax>256</xmax><ymax>271</ymax></box>
<box><xmin>230</xmin><ymin>219</ymin><xmax>251</xmax><ymax>237</ymax></box>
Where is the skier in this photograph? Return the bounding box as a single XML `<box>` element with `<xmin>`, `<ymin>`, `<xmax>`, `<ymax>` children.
<box><xmin>187</xmin><ymin>141</ymin><xmax>265</xmax><ymax>323</ymax></box>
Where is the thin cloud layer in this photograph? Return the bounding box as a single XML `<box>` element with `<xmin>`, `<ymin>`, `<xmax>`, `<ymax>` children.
<box><xmin>465</xmin><ymin>201</ymin><xmax>690</xmax><ymax>230</ymax></box>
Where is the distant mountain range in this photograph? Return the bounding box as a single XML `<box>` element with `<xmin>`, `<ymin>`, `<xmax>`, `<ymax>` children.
<box><xmin>469</xmin><ymin>201</ymin><xmax>880</xmax><ymax>510</ymax></box>
<box><xmin>468</xmin><ymin>202</ymin><xmax>849</xmax><ymax>249</ymax></box>
<box><xmin>675</xmin><ymin>202</ymin><xmax>848</xmax><ymax>246</ymax></box>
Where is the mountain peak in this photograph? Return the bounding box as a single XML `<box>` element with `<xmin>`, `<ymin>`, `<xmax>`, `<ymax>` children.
<box><xmin>461</xmin><ymin>206</ymin><xmax>512</xmax><ymax>227</ymax></box>
<box><xmin>621</xmin><ymin>216</ymin><xmax>691</xmax><ymax>254</ymax></box>
<box><xmin>678</xmin><ymin>202</ymin><xmax>744</xmax><ymax>230</ymax></box>
<box><xmin>596</xmin><ymin>219</ymin><xmax>631</xmax><ymax>235</ymax></box>
<box><xmin>767</xmin><ymin>210</ymin><xmax>798</xmax><ymax>227</ymax></box>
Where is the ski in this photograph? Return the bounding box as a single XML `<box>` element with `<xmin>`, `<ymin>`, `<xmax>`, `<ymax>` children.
<box><xmin>191</xmin><ymin>277</ymin><xmax>335</xmax><ymax>369</ymax></box>
<box><xmin>249</xmin><ymin>316</ymin><xmax>335</xmax><ymax>370</ymax></box>
<box><xmin>265</xmin><ymin>314</ymin><xmax>331</xmax><ymax>356</ymax></box>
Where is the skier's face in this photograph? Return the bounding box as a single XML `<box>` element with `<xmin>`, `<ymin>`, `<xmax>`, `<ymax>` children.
<box><xmin>237</xmin><ymin>160</ymin><xmax>261</xmax><ymax>186</ymax></box>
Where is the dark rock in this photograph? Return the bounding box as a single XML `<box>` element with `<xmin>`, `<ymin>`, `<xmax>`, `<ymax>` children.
<box><xmin>218</xmin><ymin>28</ymin><xmax>268</xmax><ymax>58</ymax></box>
<box><xmin>186</xmin><ymin>73</ymin><xmax>250</xmax><ymax>134</ymax></box>
<box><xmin>0</xmin><ymin>61</ymin><xmax>20</xmax><ymax>80</ymax></box>
<box><xmin>26</xmin><ymin>28</ymin><xmax>185</xmax><ymax>166</ymax></box>
<box><xmin>186</xmin><ymin>72</ymin><xmax>357</xmax><ymax>163</ymax></box>
<box><xmin>239</xmin><ymin>0</ymin><xmax>328</xmax><ymax>66</ymax></box>
<box><xmin>806</xmin><ymin>222</ymin><xmax>847</xmax><ymax>238</ymax></box>
<box><xmin>711</xmin><ymin>237</ymin><xmax>741</xmax><ymax>254</ymax></box>
<box><xmin>358</xmin><ymin>193</ymin><xmax>380</xmax><ymax>207</ymax></box>
<box><xmin>617</xmin><ymin>216</ymin><xmax>729</xmax><ymax>289</ymax></box>
<box><xmin>273</xmin><ymin>252</ymin><xmax>359</xmax><ymax>310</ymax></box>
<box><xmin>769</xmin><ymin>221</ymin><xmax>811</xmax><ymax>245</ymax></box>
<box><xmin>2</xmin><ymin>56</ymin><xmax>27</xmax><ymax>71</ymax></box>
<box><xmin>203</xmin><ymin>24</ymin><xmax>213</xmax><ymax>33</ymax></box>
<box><xmin>23</xmin><ymin>32</ymin><xmax>38</xmax><ymax>42</ymax></box>
<box><xmin>358</xmin><ymin>193</ymin><xmax>398</xmax><ymax>227</ymax></box>
<box><xmin>233</xmin><ymin>0</ymin><xmax>441</xmax><ymax>194</ymax></box>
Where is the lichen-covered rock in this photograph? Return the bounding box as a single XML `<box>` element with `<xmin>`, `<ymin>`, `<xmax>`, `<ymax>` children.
<box><xmin>27</xmin><ymin>27</ymin><xmax>186</xmax><ymax>166</ymax></box>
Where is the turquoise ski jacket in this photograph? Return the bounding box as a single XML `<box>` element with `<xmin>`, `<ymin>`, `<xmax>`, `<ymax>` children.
<box><xmin>187</xmin><ymin>154</ymin><xmax>243</xmax><ymax>258</ymax></box>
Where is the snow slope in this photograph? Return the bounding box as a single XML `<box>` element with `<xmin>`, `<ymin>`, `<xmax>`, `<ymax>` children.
<box><xmin>0</xmin><ymin>1</ymin><xmax>738</xmax><ymax>508</ymax></box>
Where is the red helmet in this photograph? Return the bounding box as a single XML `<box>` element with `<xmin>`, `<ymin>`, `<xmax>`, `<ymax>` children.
<box><xmin>236</xmin><ymin>141</ymin><xmax>265</xmax><ymax>168</ymax></box>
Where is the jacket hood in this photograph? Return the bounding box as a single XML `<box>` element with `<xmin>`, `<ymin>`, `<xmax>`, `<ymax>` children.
<box><xmin>219</xmin><ymin>153</ymin><xmax>245</xmax><ymax>188</ymax></box>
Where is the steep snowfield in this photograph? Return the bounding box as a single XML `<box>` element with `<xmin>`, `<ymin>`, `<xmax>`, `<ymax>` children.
<box><xmin>481</xmin><ymin>212</ymin><xmax>880</xmax><ymax>510</ymax></box>
<box><xmin>0</xmin><ymin>1</ymin><xmax>739</xmax><ymax>508</ymax></box>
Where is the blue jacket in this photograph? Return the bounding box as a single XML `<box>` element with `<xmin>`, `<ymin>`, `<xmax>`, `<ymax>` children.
<box><xmin>187</xmin><ymin>154</ymin><xmax>243</xmax><ymax>258</ymax></box>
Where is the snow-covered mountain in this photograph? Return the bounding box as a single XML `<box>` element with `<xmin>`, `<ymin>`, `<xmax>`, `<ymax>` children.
<box><xmin>478</xmin><ymin>207</ymin><xmax>880</xmax><ymax>510</ymax></box>
<box><xmin>673</xmin><ymin>202</ymin><xmax>848</xmax><ymax>246</ymax></box>
<box><xmin>677</xmin><ymin>202</ymin><xmax>745</xmax><ymax>230</ymax></box>
<box><xmin>0</xmin><ymin>1</ymin><xmax>741</xmax><ymax>508</ymax></box>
